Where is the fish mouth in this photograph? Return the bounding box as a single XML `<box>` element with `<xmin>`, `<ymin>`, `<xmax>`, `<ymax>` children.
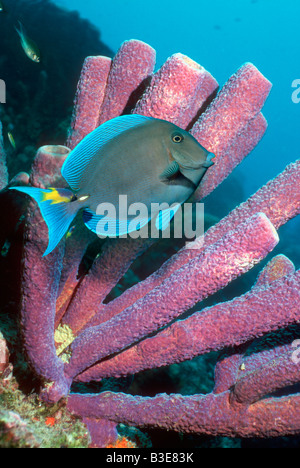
<box><xmin>168</xmin><ymin>149</ymin><xmax>202</xmax><ymax>171</ymax></box>
<box><xmin>179</xmin><ymin>159</ymin><xmax>214</xmax><ymax>170</ymax></box>
<box><xmin>198</xmin><ymin>152</ymin><xmax>215</xmax><ymax>169</ymax></box>
<box><xmin>168</xmin><ymin>148</ymin><xmax>215</xmax><ymax>170</ymax></box>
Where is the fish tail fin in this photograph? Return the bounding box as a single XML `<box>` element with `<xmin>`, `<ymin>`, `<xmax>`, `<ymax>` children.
<box><xmin>9</xmin><ymin>186</ymin><xmax>79</xmax><ymax>256</ymax></box>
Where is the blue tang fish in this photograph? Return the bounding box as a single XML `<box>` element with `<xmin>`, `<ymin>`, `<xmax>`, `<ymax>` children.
<box><xmin>10</xmin><ymin>115</ymin><xmax>214</xmax><ymax>255</ymax></box>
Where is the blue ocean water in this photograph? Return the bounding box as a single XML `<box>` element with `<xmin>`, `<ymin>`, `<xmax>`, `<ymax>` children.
<box><xmin>55</xmin><ymin>0</ymin><xmax>300</xmax><ymax>200</ymax></box>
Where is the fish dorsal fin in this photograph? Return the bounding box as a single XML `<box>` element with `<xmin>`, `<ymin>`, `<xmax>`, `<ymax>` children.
<box><xmin>82</xmin><ymin>209</ymin><xmax>104</xmax><ymax>234</ymax></box>
<box><xmin>62</xmin><ymin>114</ymin><xmax>153</xmax><ymax>191</ymax></box>
<box><xmin>155</xmin><ymin>204</ymin><xmax>181</xmax><ymax>231</ymax></box>
<box><xmin>159</xmin><ymin>161</ymin><xmax>180</xmax><ymax>181</ymax></box>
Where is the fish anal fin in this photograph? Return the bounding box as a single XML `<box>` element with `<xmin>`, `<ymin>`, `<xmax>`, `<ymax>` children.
<box><xmin>83</xmin><ymin>209</ymin><xmax>150</xmax><ymax>238</ymax></box>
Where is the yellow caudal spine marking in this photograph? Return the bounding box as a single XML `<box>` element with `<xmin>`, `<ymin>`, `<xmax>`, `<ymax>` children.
<box><xmin>41</xmin><ymin>188</ymin><xmax>72</xmax><ymax>205</ymax></box>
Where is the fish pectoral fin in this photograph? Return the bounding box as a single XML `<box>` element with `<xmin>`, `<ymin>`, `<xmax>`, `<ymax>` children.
<box><xmin>155</xmin><ymin>204</ymin><xmax>181</xmax><ymax>231</ymax></box>
<box><xmin>159</xmin><ymin>161</ymin><xmax>180</xmax><ymax>181</ymax></box>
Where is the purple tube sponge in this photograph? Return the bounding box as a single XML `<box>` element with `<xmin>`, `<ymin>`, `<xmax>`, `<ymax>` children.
<box><xmin>67</xmin><ymin>390</ymin><xmax>300</xmax><ymax>439</ymax></box>
<box><xmin>19</xmin><ymin>146</ymin><xmax>71</xmax><ymax>402</ymax></box>
<box><xmin>97</xmin><ymin>40</ymin><xmax>156</xmax><ymax>125</ymax></box>
<box><xmin>65</xmin><ymin>212</ymin><xmax>279</xmax><ymax>382</ymax></box>
<box><xmin>77</xmin><ymin>266</ymin><xmax>300</xmax><ymax>383</ymax></box>
<box><xmin>5</xmin><ymin>40</ymin><xmax>300</xmax><ymax>446</ymax></box>
<box><xmin>133</xmin><ymin>53</ymin><xmax>218</xmax><ymax>128</ymax></box>
<box><xmin>67</xmin><ymin>56</ymin><xmax>112</xmax><ymax>149</ymax></box>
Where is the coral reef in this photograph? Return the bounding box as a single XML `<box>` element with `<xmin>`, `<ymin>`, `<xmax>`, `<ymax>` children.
<box><xmin>1</xmin><ymin>39</ymin><xmax>300</xmax><ymax>448</ymax></box>
<box><xmin>0</xmin><ymin>373</ymin><xmax>89</xmax><ymax>448</ymax></box>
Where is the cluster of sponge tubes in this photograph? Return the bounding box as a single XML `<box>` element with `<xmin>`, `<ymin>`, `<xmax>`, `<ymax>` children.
<box><xmin>1</xmin><ymin>40</ymin><xmax>300</xmax><ymax>447</ymax></box>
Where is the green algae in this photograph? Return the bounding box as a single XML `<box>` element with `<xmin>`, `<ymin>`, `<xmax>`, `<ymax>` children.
<box><xmin>0</xmin><ymin>374</ymin><xmax>89</xmax><ymax>448</ymax></box>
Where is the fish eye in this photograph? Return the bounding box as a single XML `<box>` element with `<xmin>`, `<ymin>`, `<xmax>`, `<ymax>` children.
<box><xmin>172</xmin><ymin>133</ymin><xmax>184</xmax><ymax>143</ymax></box>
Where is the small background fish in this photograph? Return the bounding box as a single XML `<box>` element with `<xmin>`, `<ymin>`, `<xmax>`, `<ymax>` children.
<box><xmin>15</xmin><ymin>21</ymin><xmax>40</xmax><ymax>63</ymax></box>
<box><xmin>7</xmin><ymin>132</ymin><xmax>16</xmax><ymax>150</ymax></box>
<box><xmin>0</xmin><ymin>1</ymin><xmax>6</xmax><ymax>13</ymax></box>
